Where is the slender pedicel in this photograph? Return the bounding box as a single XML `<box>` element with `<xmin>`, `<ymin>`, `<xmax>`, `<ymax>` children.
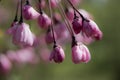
<box><xmin>19</xmin><ymin>0</ymin><xmax>23</xmax><ymax>23</ymax></box>
<box><xmin>26</xmin><ymin>0</ymin><xmax>30</xmax><ymax>5</ymax></box>
<box><xmin>48</xmin><ymin>0</ymin><xmax>56</xmax><ymax>44</ymax></box>
<box><xmin>38</xmin><ymin>0</ymin><xmax>43</xmax><ymax>14</ymax></box>
<box><xmin>14</xmin><ymin>0</ymin><xmax>19</xmax><ymax>22</ymax></box>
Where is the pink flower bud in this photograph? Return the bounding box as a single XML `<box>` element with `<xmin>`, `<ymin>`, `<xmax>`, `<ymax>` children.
<box><xmin>49</xmin><ymin>45</ymin><xmax>65</xmax><ymax>63</ymax></box>
<box><xmin>23</xmin><ymin>4</ymin><xmax>40</xmax><ymax>20</ymax></box>
<box><xmin>12</xmin><ymin>23</ymin><xmax>34</xmax><ymax>47</ymax></box>
<box><xmin>0</xmin><ymin>54</ymin><xmax>12</xmax><ymax>74</ymax></box>
<box><xmin>82</xmin><ymin>19</ymin><xmax>103</xmax><ymax>40</ymax></box>
<box><xmin>38</xmin><ymin>13</ymin><xmax>51</xmax><ymax>29</ymax></box>
<box><xmin>72</xmin><ymin>43</ymin><xmax>91</xmax><ymax>64</ymax></box>
<box><xmin>72</xmin><ymin>17</ymin><xmax>82</xmax><ymax>34</ymax></box>
<box><xmin>65</xmin><ymin>7</ymin><xmax>74</xmax><ymax>22</ymax></box>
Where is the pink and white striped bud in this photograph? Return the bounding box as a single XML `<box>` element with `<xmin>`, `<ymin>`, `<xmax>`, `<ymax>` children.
<box><xmin>82</xmin><ymin>19</ymin><xmax>103</xmax><ymax>40</ymax></box>
<box><xmin>0</xmin><ymin>54</ymin><xmax>12</xmax><ymax>74</ymax></box>
<box><xmin>72</xmin><ymin>43</ymin><xmax>91</xmax><ymax>64</ymax></box>
<box><xmin>38</xmin><ymin>13</ymin><xmax>51</xmax><ymax>29</ymax></box>
<box><xmin>49</xmin><ymin>45</ymin><xmax>65</xmax><ymax>63</ymax></box>
<box><xmin>72</xmin><ymin>17</ymin><xmax>82</xmax><ymax>34</ymax></box>
<box><xmin>23</xmin><ymin>4</ymin><xmax>40</xmax><ymax>20</ymax></box>
<box><xmin>12</xmin><ymin>22</ymin><xmax>34</xmax><ymax>47</ymax></box>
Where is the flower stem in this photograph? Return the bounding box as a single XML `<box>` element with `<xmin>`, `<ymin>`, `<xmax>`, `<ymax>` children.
<box><xmin>48</xmin><ymin>0</ymin><xmax>56</xmax><ymax>45</ymax></box>
<box><xmin>26</xmin><ymin>0</ymin><xmax>30</xmax><ymax>5</ymax></box>
<box><xmin>38</xmin><ymin>0</ymin><xmax>43</xmax><ymax>14</ymax></box>
<box><xmin>14</xmin><ymin>0</ymin><xmax>19</xmax><ymax>22</ymax></box>
<box><xmin>19</xmin><ymin>0</ymin><xmax>23</xmax><ymax>23</ymax></box>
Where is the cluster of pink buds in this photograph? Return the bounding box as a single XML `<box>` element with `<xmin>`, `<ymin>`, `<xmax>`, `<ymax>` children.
<box><xmin>5</xmin><ymin>0</ymin><xmax>103</xmax><ymax>66</ymax></box>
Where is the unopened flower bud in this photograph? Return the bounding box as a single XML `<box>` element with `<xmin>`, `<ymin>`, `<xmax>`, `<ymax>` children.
<box><xmin>82</xmin><ymin>19</ymin><xmax>103</xmax><ymax>40</ymax></box>
<box><xmin>72</xmin><ymin>43</ymin><xmax>91</xmax><ymax>64</ymax></box>
<box><xmin>49</xmin><ymin>45</ymin><xmax>65</xmax><ymax>63</ymax></box>
<box><xmin>72</xmin><ymin>17</ymin><xmax>82</xmax><ymax>34</ymax></box>
<box><xmin>12</xmin><ymin>22</ymin><xmax>34</xmax><ymax>47</ymax></box>
<box><xmin>23</xmin><ymin>4</ymin><xmax>40</xmax><ymax>20</ymax></box>
<box><xmin>38</xmin><ymin>13</ymin><xmax>51</xmax><ymax>29</ymax></box>
<box><xmin>65</xmin><ymin>7</ymin><xmax>74</xmax><ymax>22</ymax></box>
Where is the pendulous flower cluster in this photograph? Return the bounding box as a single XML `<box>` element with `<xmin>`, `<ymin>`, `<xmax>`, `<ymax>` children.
<box><xmin>0</xmin><ymin>0</ymin><xmax>103</xmax><ymax>74</ymax></box>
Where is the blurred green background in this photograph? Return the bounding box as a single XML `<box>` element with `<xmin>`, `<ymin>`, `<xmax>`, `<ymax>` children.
<box><xmin>0</xmin><ymin>0</ymin><xmax>120</xmax><ymax>80</ymax></box>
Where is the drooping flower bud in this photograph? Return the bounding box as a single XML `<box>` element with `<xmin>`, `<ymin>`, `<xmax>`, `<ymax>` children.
<box><xmin>72</xmin><ymin>43</ymin><xmax>91</xmax><ymax>64</ymax></box>
<box><xmin>49</xmin><ymin>45</ymin><xmax>65</xmax><ymax>63</ymax></box>
<box><xmin>72</xmin><ymin>17</ymin><xmax>82</xmax><ymax>34</ymax></box>
<box><xmin>82</xmin><ymin>19</ymin><xmax>103</xmax><ymax>40</ymax></box>
<box><xmin>23</xmin><ymin>4</ymin><xmax>40</xmax><ymax>20</ymax></box>
<box><xmin>38</xmin><ymin>13</ymin><xmax>51</xmax><ymax>29</ymax></box>
<box><xmin>12</xmin><ymin>22</ymin><xmax>34</xmax><ymax>47</ymax></box>
<box><xmin>65</xmin><ymin>7</ymin><xmax>74</xmax><ymax>22</ymax></box>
